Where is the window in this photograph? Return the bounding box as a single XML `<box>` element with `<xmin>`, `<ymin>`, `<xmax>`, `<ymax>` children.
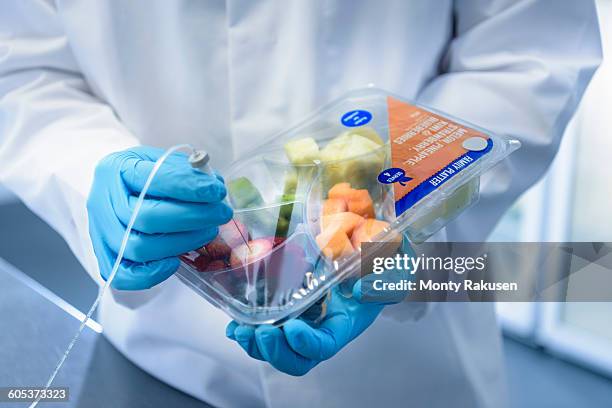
<box><xmin>492</xmin><ymin>0</ymin><xmax>612</xmax><ymax>375</ymax></box>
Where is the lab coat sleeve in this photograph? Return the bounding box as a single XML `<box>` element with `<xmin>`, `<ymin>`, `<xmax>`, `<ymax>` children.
<box><xmin>0</xmin><ymin>1</ymin><xmax>140</xmax><ymax>284</ymax></box>
<box><xmin>382</xmin><ymin>0</ymin><xmax>602</xmax><ymax>322</ymax></box>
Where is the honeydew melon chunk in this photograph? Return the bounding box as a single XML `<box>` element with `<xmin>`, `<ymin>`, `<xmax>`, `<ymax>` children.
<box><xmin>406</xmin><ymin>203</ymin><xmax>444</xmax><ymax>238</ymax></box>
<box><xmin>406</xmin><ymin>179</ymin><xmax>479</xmax><ymax>243</ymax></box>
<box><xmin>320</xmin><ymin>133</ymin><xmax>385</xmax><ymax>189</ymax></box>
<box><xmin>282</xmin><ymin>170</ymin><xmax>299</xmax><ymax>195</ymax></box>
<box><xmin>441</xmin><ymin>180</ymin><xmax>478</xmax><ymax>216</ymax></box>
<box><xmin>228</xmin><ymin>177</ymin><xmax>264</xmax><ymax>209</ymax></box>
<box><xmin>284</xmin><ymin>137</ymin><xmax>320</xmax><ymax>165</ymax></box>
<box><xmin>350</xmin><ymin>126</ymin><xmax>385</xmax><ymax>146</ymax></box>
<box><xmin>319</xmin><ymin>132</ymin><xmax>350</xmax><ymax>162</ymax></box>
<box><xmin>278</xmin><ymin>193</ymin><xmax>295</xmax><ymax>219</ymax></box>
<box><xmin>274</xmin><ymin>215</ymin><xmax>291</xmax><ymax>238</ymax></box>
<box><xmin>320</xmin><ymin>133</ymin><xmax>383</xmax><ymax>162</ymax></box>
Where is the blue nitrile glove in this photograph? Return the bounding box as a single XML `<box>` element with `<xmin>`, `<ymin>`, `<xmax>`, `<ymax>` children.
<box><xmin>87</xmin><ymin>146</ymin><xmax>232</xmax><ymax>290</ymax></box>
<box><xmin>226</xmin><ymin>283</ymin><xmax>385</xmax><ymax>376</ymax></box>
<box><xmin>226</xmin><ymin>239</ymin><xmax>414</xmax><ymax>376</ymax></box>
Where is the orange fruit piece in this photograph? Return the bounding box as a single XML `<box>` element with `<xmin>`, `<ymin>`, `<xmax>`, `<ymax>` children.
<box><xmin>347</xmin><ymin>189</ymin><xmax>375</xmax><ymax>218</ymax></box>
<box><xmin>316</xmin><ymin>228</ymin><xmax>355</xmax><ymax>260</ymax></box>
<box><xmin>321</xmin><ymin>212</ymin><xmax>364</xmax><ymax>237</ymax></box>
<box><xmin>351</xmin><ymin>219</ymin><xmax>391</xmax><ymax>250</ymax></box>
<box><xmin>322</xmin><ymin>198</ymin><xmax>347</xmax><ymax>215</ymax></box>
<box><xmin>328</xmin><ymin>182</ymin><xmax>354</xmax><ymax>201</ymax></box>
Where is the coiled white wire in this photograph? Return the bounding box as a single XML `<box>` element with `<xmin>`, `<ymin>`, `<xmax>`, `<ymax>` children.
<box><xmin>29</xmin><ymin>143</ymin><xmax>194</xmax><ymax>408</ymax></box>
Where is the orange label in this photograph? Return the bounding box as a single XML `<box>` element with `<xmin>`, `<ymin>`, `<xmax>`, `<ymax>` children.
<box><xmin>386</xmin><ymin>96</ymin><xmax>491</xmax><ymax>215</ymax></box>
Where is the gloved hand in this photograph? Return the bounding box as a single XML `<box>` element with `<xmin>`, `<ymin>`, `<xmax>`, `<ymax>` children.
<box><xmin>87</xmin><ymin>146</ymin><xmax>232</xmax><ymax>290</ymax></box>
<box><xmin>226</xmin><ymin>282</ymin><xmax>385</xmax><ymax>376</ymax></box>
<box><xmin>226</xmin><ymin>239</ymin><xmax>414</xmax><ymax>376</ymax></box>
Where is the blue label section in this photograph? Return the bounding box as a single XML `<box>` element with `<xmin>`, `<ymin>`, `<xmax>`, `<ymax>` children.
<box><xmin>341</xmin><ymin>110</ymin><xmax>372</xmax><ymax>127</ymax></box>
<box><xmin>394</xmin><ymin>138</ymin><xmax>493</xmax><ymax>216</ymax></box>
<box><xmin>378</xmin><ymin>168</ymin><xmax>413</xmax><ymax>186</ymax></box>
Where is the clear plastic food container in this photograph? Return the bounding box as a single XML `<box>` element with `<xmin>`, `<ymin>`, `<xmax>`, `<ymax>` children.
<box><xmin>176</xmin><ymin>88</ymin><xmax>520</xmax><ymax>325</ymax></box>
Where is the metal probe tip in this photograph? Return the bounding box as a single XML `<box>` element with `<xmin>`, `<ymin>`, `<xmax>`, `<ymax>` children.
<box><xmin>189</xmin><ymin>150</ymin><xmax>210</xmax><ymax>170</ymax></box>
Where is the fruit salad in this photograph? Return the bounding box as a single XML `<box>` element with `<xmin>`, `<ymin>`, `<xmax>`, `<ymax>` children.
<box><xmin>174</xmin><ymin>88</ymin><xmax>520</xmax><ymax>325</ymax></box>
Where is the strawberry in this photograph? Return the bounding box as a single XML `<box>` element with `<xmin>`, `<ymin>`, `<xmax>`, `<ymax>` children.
<box><xmin>204</xmin><ymin>240</ymin><xmax>231</xmax><ymax>260</ymax></box>
<box><xmin>180</xmin><ymin>251</ymin><xmax>199</xmax><ymax>263</ymax></box>
<box><xmin>194</xmin><ymin>254</ymin><xmax>212</xmax><ymax>271</ymax></box>
<box><xmin>272</xmin><ymin>236</ymin><xmax>286</xmax><ymax>247</ymax></box>
<box><xmin>229</xmin><ymin>238</ymin><xmax>274</xmax><ymax>268</ymax></box>
<box><xmin>204</xmin><ymin>259</ymin><xmax>229</xmax><ymax>272</ymax></box>
<box><xmin>204</xmin><ymin>219</ymin><xmax>249</xmax><ymax>259</ymax></box>
<box><xmin>219</xmin><ymin>219</ymin><xmax>249</xmax><ymax>248</ymax></box>
<box><xmin>178</xmin><ymin>252</ymin><xmax>212</xmax><ymax>272</ymax></box>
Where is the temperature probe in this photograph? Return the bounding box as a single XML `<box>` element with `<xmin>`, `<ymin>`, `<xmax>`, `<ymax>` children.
<box><xmin>188</xmin><ymin>150</ymin><xmax>251</xmax><ymax>252</ymax></box>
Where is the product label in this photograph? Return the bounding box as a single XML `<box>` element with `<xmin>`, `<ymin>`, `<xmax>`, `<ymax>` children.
<box><xmin>341</xmin><ymin>109</ymin><xmax>372</xmax><ymax>127</ymax></box>
<box><xmin>386</xmin><ymin>96</ymin><xmax>492</xmax><ymax>216</ymax></box>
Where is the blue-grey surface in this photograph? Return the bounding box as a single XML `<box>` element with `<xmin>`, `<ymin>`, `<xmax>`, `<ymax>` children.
<box><xmin>0</xmin><ymin>202</ymin><xmax>211</xmax><ymax>407</ymax></box>
<box><xmin>2</xmin><ymin>201</ymin><xmax>612</xmax><ymax>408</ymax></box>
<box><xmin>0</xmin><ymin>259</ymin><xmax>211</xmax><ymax>408</ymax></box>
<box><xmin>0</xmin><ymin>202</ymin><xmax>97</xmax><ymax>313</ymax></box>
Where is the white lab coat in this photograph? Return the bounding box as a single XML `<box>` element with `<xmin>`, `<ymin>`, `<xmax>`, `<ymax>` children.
<box><xmin>0</xmin><ymin>1</ymin><xmax>601</xmax><ymax>407</ymax></box>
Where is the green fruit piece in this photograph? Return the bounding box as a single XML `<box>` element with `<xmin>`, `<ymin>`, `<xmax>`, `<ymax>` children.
<box><xmin>319</xmin><ymin>133</ymin><xmax>351</xmax><ymax>188</ymax></box>
<box><xmin>227</xmin><ymin>177</ymin><xmax>264</xmax><ymax>209</ymax></box>
<box><xmin>441</xmin><ymin>179</ymin><xmax>478</xmax><ymax>216</ymax></box>
<box><xmin>407</xmin><ymin>202</ymin><xmax>443</xmax><ymax>236</ymax></box>
<box><xmin>284</xmin><ymin>137</ymin><xmax>320</xmax><ymax>165</ymax></box>
<box><xmin>320</xmin><ymin>133</ymin><xmax>385</xmax><ymax>190</ymax></box>
<box><xmin>320</xmin><ymin>133</ymin><xmax>382</xmax><ymax>162</ymax></box>
<box><xmin>350</xmin><ymin>126</ymin><xmax>385</xmax><ymax>146</ymax></box>
<box><xmin>406</xmin><ymin>181</ymin><xmax>479</xmax><ymax>243</ymax></box>
<box><xmin>278</xmin><ymin>194</ymin><xmax>295</xmax><ymax>219</ymax></box>
<box><xmin>274</xmin><ymin>216</ymin><xmax>290</xmax><ymax>238</ymax></box>
<box><xmin>282</xmin><ymin>166</ymin><xmax>317</xmax><ymax>197</ymax></box>
<box><xmin>345</xmin><ymin>133</ymin><xmax>384</xmax><ymax>157</ymax></box>
<box><xmin>319</xmin><ymin>132</ymin><xmax>351</xmax><ymax>162</ymax></box>
<box><xmin>346</xmin><ymin>137</ymin><xmax>384</xmax><ymax>176</ymax></box>
<box><xmin>282</xmin><ymin>170</ymin><xmax>299</xmax><ymax>195</ymax></box>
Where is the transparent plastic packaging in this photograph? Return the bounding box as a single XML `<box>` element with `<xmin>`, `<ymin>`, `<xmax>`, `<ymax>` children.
<box><xmin>176</xmin><ymin>88</ymin><xmax>521</xmax><ymax>325</ymax></box>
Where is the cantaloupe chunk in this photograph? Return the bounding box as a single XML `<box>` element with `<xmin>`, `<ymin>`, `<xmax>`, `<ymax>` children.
<box><xmin>316</xmin><ymin>228</ymin><xmax>355</xmax><ymax>259</ymax></box>
<box><xmin>351</xmin><ymin>219</ymin><xmax>391</xmax><ymax>250</ymax></box>
<box><xmin>347</xmin><ymin>189</ymin><xmax>375</xmax><ymax>218</ymax></box>
<box><xmin>322</xmin><ymin>198</ymin><xmax>347</xmax><ymax>215</ymax></box>
<box><xmin>328</xmin><ymin>182</ymin><xmax>354</xmax><ymax>201</ymax></box>
<box><xmin>321</xmin><ymin>212</ymin><xmax>364</xmax><ymax>236</ymax></box>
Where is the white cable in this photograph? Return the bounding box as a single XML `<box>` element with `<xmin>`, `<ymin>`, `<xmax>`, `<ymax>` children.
<box><xmin>29</xmin><ymin>143</ymin><xmax>194</xmax><ymax>408</ymax></box>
